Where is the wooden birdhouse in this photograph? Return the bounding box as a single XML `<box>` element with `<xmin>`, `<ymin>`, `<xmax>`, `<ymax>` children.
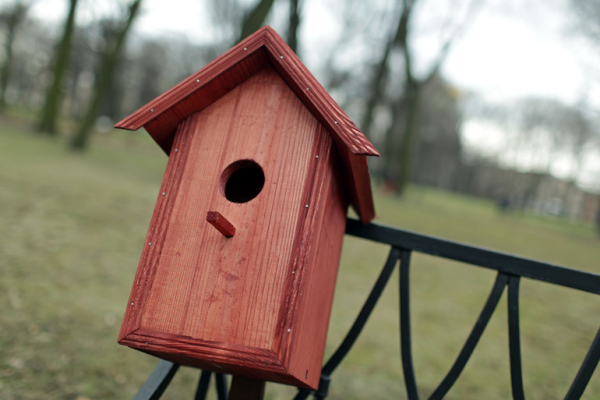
<box><xmin>115</xmin><ymin>26</ymin><xmax>378</xmax><ymax>389</ymax></box>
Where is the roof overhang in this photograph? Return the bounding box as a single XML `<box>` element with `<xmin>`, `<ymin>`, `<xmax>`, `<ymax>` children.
<box><xmin>115</xmin><ymin>26</ymin><xmax>378</xmax><ymax>223</ymax></box>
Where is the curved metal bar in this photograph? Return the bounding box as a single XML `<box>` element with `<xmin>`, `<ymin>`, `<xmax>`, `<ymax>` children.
<box><xmin>215</xmin><ymin>373</ymin><xmax>228</xmax><ymax>400</ymax></box>
<box><xmin>399</xmin><ymin>249</ymin><xmax>419</xmax><ymax>400</ymax></box>
<box><xmin>428</xmin><ymin>272</ymin><xmax>509</xmax><ymax>400</ymax></box>
<box><xmin>292</xmin><ymin>388</ymin><xmax>312</xmax><ymax>400</ymax></box>
<box><xmin>321</xmin><ymin>246</ymin><xmax>401</xmax><ymax>375</ymax></box>
<box><xmin>346</xmin><ymin>218</ymin><xmax>600</xmax><ymax>295</ymax></box>
<box><xmin>508</xmin><ymin>275</ymin><xmax>526</xmax><ymax>400</ymax></box>
<box><xmin>563</xmin><ymin>325</ymin><xmax>600</xmax><ymax>400</ymax></box>
<box><xmin>194</xmin><ymin>370</ymin><xmax>212</xmax><ymax>400</ymax></box>
<box><xmin>132</xmin><ymin>360</ymin><xmax>180</xmax><ymax>400</ymax></box>
<box><xmin>293</xmin><ymin>246</ymin><xmax>401</xmax><ymax>400</ymax></box>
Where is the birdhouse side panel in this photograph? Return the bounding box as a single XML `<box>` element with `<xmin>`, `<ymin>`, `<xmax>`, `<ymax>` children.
<box><xmin>118</xmin><ymin>116</ymin><xmax>197</xmax><ymax>341</ymax></box>
<box><xmin>132</xmin><ymin>66</ymin><xmax>324</xmax><ymax>355</ymax></box>
<box><xmin>276</xmin><ymin>129</ymin><xmax>349</xmax><ymax>388</ymax></box>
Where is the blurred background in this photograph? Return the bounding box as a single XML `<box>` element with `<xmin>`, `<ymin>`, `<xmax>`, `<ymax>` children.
<box><xmin>1</xmin><ymin>0</ymin><xmax>600</xmax><ymax>399</ymax></box>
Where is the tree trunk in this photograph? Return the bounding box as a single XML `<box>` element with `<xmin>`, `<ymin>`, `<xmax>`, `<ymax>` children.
<box><xmin>70</xmin><ymin>0</ymin><xmax>142</xmax><ymax>151</ymax></box>
<box><xmin>360</xmin><ymin>2</ymin><xmax>412</xmax><ymax>138</ymax></box>
<box><xmin>396</xmin><ymin>80</ymin><xmax>421</xmax><ymax>195</ymax></box>
<box><xmin>238</xmin><ymin>0</ymin><xmax>276</xmax><ymax>43</ymax></box>
<box><xmin>381</xmin><ymin>96</ymin><xmax>404</xmax><ymax>184</ymax></box>
<box><xmin>287</xmin><ymin>0</ymin><xmax>301</xmax><ymax>53</ymax></box>
<box><xmin>37</xmin><ymin>0</ymin><xmax>78</xmax><ymax>135</ymax></box>
<box><xmin>0</xmin><ymin>2</ymin><xmax>28</xmax><ymax>111</ymax></box>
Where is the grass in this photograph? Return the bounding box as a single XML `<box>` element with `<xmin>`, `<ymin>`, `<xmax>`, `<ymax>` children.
<box><xmin>0</xmin><ymin>114</ymin><xmax>599</xmax><ymax>399</ymax></box>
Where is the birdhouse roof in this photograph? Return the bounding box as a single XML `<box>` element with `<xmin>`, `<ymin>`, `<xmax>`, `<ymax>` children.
<box><xmin>115</xmin><ymin>26</ymin><xmax>378</xmax><ymax>223</ymax></box>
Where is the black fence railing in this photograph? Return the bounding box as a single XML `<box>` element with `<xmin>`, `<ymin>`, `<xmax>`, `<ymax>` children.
<box><xmin>132</xmin><ymin>217</ymin><xmax>600</xmax><ymax>400</ymax></box>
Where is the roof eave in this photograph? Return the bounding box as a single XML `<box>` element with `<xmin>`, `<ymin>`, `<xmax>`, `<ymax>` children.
<box><xmin>115</xmin><ymin>26</ymin><xmax>378</xmax><ymax>223</ymax></box>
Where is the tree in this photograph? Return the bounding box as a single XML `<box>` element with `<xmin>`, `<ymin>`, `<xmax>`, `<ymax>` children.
<box><xmin>238</xmin><ymin>0</ymin><xmax>276</xmax><ymax>42</ymax></box>
<box><xmin>412</xmin><ymin>73</ymin><xmax>463</xmax><ymax>190</ymax></box>
<box><xmin>569</xmin><ymin>0</ymin><xmax>600</xmax><ymax>234</ymax></box>
<box><xmin>37</xmin><ymin>0</ymin><xmax>79</xmax><ymax>135</ymax></box>
<box><xmin>0</xmin><ymin>0</ymin><xmax>29</xmax><ymax>111</ymax></box>
<box><xmin>287</xmin><ymin>0</ymin><xmax>301</xmax><ymax>53</ymax></box>
<box><xmin>362</xmin><ymin>0</ymin><xmax>481</xmax><ymax>195</ymax></box>
<box><xmin>69</xmin><ymin>0</ymin><xmax>142</xmax><ymax>150</ymax></box>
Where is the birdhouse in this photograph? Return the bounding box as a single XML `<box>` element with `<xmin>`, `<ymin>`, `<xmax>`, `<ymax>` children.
<box><xmin>115</xmin><ymin>26</ymin><xmax>378</xmax><ymax>390</ymax></box>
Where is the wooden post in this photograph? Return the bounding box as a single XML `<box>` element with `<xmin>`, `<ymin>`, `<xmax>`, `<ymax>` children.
<box><xmin>228</xmin><ymin>376</ymin><xmax>266</xmax><ymax>400</ymax></box>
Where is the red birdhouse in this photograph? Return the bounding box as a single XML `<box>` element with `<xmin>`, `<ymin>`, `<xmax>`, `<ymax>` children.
<box><xmin>116</xmin><ymin>26</ymin><xmax>378</xmax><ymax>390</ymax></box>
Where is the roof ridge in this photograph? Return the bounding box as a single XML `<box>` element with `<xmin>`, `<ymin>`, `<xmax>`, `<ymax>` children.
<box><xmin>115</xmin><ymin>26</ymin><xmax>377</xmax><ymax>223</ymax></box>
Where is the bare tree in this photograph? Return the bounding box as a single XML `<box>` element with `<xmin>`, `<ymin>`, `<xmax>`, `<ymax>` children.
<box><xmin>70</xmin><ymin>0</ymin><xmax>142</xmax><ymax>150</ymax></box>
<box><xmin>238</xmin><ymin>0</ymin><xmax>276</xmax><ymax>42</ymax></box>
<box><xmin>37</xmin><ymin>0</ymin><xmax>79</xmax><ymax>135</ymax></box>
<box><xmin>362</xmin><ymin>0</ymin><xmax>482</xmax><ymax>194</ymax></box>
<box><xmin>0</xmin><ymin>0</ymin><xmax>29</xmax><ymax>111</ymax></box>
<box><xmin>287</xmin><ymin>0</ymin><xmax>301</xmax><ymax>53</ymax></box>
<box><xmin>569</xmin><ymin>0</ymin><xmax>600</xmax><ymax>233</ymax></box>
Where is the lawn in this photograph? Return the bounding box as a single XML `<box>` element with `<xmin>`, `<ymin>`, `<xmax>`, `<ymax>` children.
<box><xmin>1</xmin><ymin>114</ymin><xmax>599</xmax><ymax>400</ymax></box>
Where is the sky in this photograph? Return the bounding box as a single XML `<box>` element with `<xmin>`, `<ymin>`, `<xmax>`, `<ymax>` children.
<box><xmin>22</xmin><ymin>0</ymin><xmax>600</xmax><ymax>189</ymax></box>
<box><xmin>25</xmin><ymin>0</ymin><xmax>600</xmax><ymax>107</ymax></box>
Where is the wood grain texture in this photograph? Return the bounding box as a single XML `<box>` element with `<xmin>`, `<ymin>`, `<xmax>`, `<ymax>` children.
<box><xmin>207</xmin><ymin>211</ymin><xmax>236</xmax><ymax>237</ymax></box>
<box><xmin>229</xmin><ymin>376</ymin><xmax>266</xmax><ymax>400</ymax></box>
<box><xmin>275</xmin><ymin>124</ymin><xmax>349</xmax><ymax>388</ymax></box>
<box><xmin>120</xmin><ymin>66</ymin><xmax>343</xmax><ymax>388</ymax></box>
<box><xmin>336</xmin><ymin>145</ymin><xmax>376</xmax><ymax>224</ymax></box>
<box><xmin>118</xmin><ymin>115</ymin><xmax>196</xmax><ymax>342</ymax></box>
<box><xmin>114</xmin><ymin>26</ymin><xmax>376</xmax><ymax>223</ymax></box>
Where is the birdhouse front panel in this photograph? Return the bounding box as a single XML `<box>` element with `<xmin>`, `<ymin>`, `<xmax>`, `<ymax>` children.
<box><xmin>116</xmin><ymin>26</ymin><xmax>379</xmax><ymax>390</ymax></box>
<box><xmin>118</xmin><ymin>65</ymin><xmax>349</xmax><ymax>388</ymax></box>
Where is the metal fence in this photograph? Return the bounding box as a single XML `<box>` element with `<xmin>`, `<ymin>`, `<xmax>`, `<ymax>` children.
<box><xmin>132</xmin><ymin>217</ymin><xmax>600</xmax><ymax>400</ymax></box>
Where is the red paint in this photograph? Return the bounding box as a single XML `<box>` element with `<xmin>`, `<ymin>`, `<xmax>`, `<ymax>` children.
<box><xmin>115</xmin><ymin>27</ymin><xmax>378</xmax><ymax>390</ymax></box>
<box><xmin>115</xmin><ymin>26</ymin><xmax>377</xmax><ymax>224</ymax></box>
<box><xmin>207</xmin><ymin>211</ymin><xmax>236</xmax><ymax>237</ymax></box>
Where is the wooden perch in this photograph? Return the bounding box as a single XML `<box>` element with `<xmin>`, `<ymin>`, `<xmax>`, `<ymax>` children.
<box><xmin>207</xmin><ymin>211</ymin><xmax>236</xmax><ymax>238</ymax></box>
